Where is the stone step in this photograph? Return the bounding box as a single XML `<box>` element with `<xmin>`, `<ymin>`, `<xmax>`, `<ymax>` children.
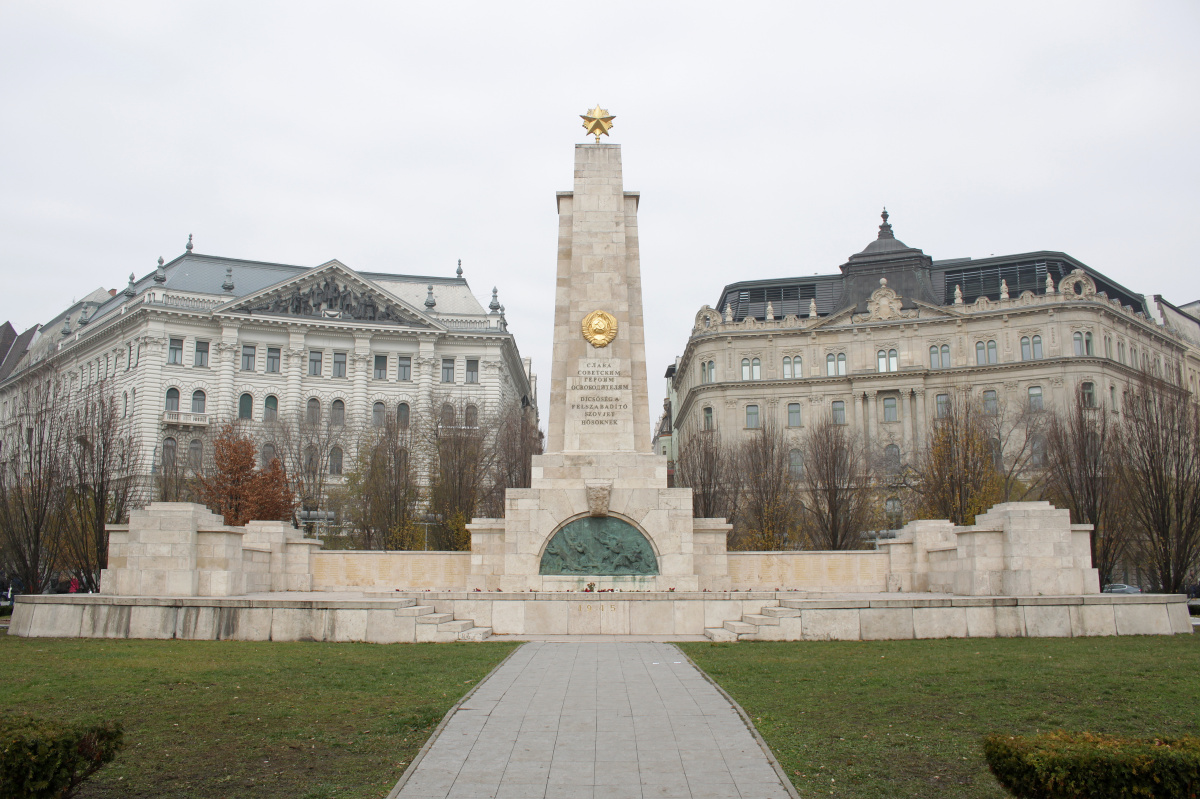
<box><xmin>742</xmin><ymin>614</ymin><xmax>779</xmax><ymax>626</ymax></box>
<box><xmin>397</xmin><ymin>605</ymin><xmax>436</xmax><ymax>617</ymax></box>
<box><xmin>723</xmin><ymin>620</ymin><xmax>758</xmax><ymax>636</ymax></box>
<box><xmin>704</xmin><ymin>627</ymin><xmax>739</xmax><ymax>642</ymax></box>
<box><xmin>438</xmin><ymin>619</ymin><xmax>474</xmax><ymax>634</ymax></box>
<box><xmin>459</xmin><ymin>626</ymin><xmax>492</xmax><ymax>641</ymax></box>
<box><xmin>415</xmin><ymin>625</ymin><xmax>459</xmax><ymax>643</ymax></box>
<box><xmin>415</xmin><ymin>612</ymin><xmax>454</xmax><ymax>625</ymax></box>
<box><xmin>761</xmin><ymin>606</ymin><xmax>802</xmax><ymax>618</ymax></box>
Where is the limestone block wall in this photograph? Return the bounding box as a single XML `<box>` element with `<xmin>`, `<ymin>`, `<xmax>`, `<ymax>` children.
<box><xmin>727</xmin><ymin>551</ymin><xmax>888</xmax><ymax>592</ymax></box>
<box><xmin>311</xmin><ymin>551</ymin><xmax>471</xmax><ymax>591</ymax></box>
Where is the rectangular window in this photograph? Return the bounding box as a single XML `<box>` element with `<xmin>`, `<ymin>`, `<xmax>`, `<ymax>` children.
<box><xmin>983</xmin><ymin>389</ymin><xmax>998</xmax><ymax>415</ymax></box>
<box><xmin>373</xmin><ymin>355</ymin><xmax>387</xmax><ymax>380</ymax></box>
<box><xmin>266</xmin><ymin>347</ymin><xmax>280</xmax><ymax>373</ymax></box>
<box><xmin>241</xmin><ymin>345</ymin><xmax>255</xmax><ymax>372</ymax></box>
<box><xmin>831</xmin><ymin>400</ymin><xmax>846</xmax><ymax>425</ymax></box>
<box><xmin>308</xmin><ymin>351</ymin><xmax>322</xmax><ymax>376</ymax></box>
<box><xmin>194</xmin><ymin>341</ymin><xmax>209</xmax><ymax>367</ymax></box>
<box><xmin>745</xmin><ymin>404</ymin><xmax>759</xmax><ymax>429</ymax></box>
<box><xmin>466</xmin><ymin>359</ymin><xmax>479</xmax><ymax>384</ymax></box>
<box><xmin>787</xmin><ymin>402</ymin><xmax>802</xmax><ymax>427</ymax></box>
<box><xmin>167</xmin><ymin>338</ymin><xmax>183</xmax><ymax>365</ymax></box>
<box><xmin>333</xmin><ymin>352</ymin><xmax>347</xmax><ymax>378</ymax></box>
<box><xmin>936</xmin><ymin>393</ymin><xmax>951</xmax><ymax>418</ymax></box>
<box><xmin>1081</xmin><ymin>382</ymin><xmax>1095</xmax><ymax>408</ymax></box>
<box><xmin>883</xmin><ymin>397</ymin><xmax>897</xmax><ymax>422</ymax></box>
<box><xmin>442</xmin><ymin>358</ymin><xmax>455</xmax><ymax>383</ymax></box>
<box><xmin>397</xmin><ymin>356</ymin><xmax>411</xmax><ymax>381</ymax></box>
<box><xmin>1028</xmin><ymin>386</ymin><xmax>1043</xmax><ymax>411</ymax></box>
<box><xmin>703</xmin><ymin>406</ymin><xmax>714</xmax><ymax>431</ymax></box>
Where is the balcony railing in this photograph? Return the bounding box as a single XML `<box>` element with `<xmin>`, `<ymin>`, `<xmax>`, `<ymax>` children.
<box><xmin>162</xmin><ymin>411</ymin><xmax>210</xmax><ymax>426</ymax></box>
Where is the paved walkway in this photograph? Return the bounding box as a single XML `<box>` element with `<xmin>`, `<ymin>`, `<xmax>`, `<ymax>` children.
<box><xmin>391</xmin><ymin>642</ymin><xmax>794</xmax><ymax>799</ymax></box>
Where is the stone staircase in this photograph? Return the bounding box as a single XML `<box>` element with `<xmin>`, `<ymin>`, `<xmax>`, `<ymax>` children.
<box><xmin>704</xmin><ymin>599</ymin><xmax>800</xmax><ymax>642</ymax></box>
<box><xmin>395</xmin><ymin>598</ymin><xmax>492</xmax><ymax>642</ymax></box>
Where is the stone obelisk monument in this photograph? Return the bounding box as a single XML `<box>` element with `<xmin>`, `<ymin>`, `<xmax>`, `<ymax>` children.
<box><xmin>468</xmin><ymin>109</ymin><xmax>729</xmax><ymax>592</ymax></box>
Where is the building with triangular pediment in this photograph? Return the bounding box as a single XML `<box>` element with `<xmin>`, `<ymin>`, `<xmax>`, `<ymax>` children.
<box><xmin>666</xmin><ymin>211</ymin><xmax>1200</xmax><ymax>532</ymax></box>
<box><xmin>0</xmin><ymin>242</ymin><xmax>537</xmax><ymax>521</ymax></box>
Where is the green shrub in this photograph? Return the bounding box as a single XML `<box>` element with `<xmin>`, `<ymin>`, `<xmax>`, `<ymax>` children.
<box><xmin>983</xmin><ymin>730</ymin><xmax>1200</xmax><ymax>798</ymax></box>
<box><xmin>0</xmin><ymin>716</ymin><xmax>124</xmax><ymax>799</ymax></box>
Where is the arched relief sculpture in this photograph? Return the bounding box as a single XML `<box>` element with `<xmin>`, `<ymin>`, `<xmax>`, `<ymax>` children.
<box><xmin>539</xmin><ymin>517</ymin><xmax>659</xmax><ymax>576</ymax></box>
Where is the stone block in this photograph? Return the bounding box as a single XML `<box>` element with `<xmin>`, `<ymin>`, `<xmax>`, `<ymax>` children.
<box><xmin>221</xmin><ymin>607</ymin><xmax>272</xmax><ymax>641</ymax></box>
<box><xmin>27</xmin><ymin>602</ymin><xmax>85</xmax><ymax>638</ymax></box>
<box><xmin>673</xmin><ymin>601</ymin><xmax>704</xmax><ymax>635</ymax></box>
<box><xmin>567</xmin><ymin>600</ymin><xmax>603</xmax><ymax>634</ymax></box>
<box><xmin>270</xmin><ymin>608</ymin><xmax>327</xmax><ymax>642</ymax></box>
<box><xmin>964</xmin><ymin>607</ymin><xmax>998</xmax><ymax>637</ymax></box>
<box><xmin>364</xmin><ymin>611</ymin><xmax>416</xmax><ymax>644</ymax></box>
<box><xmin>525</xmin><ymin>600</ymin><xmax>568</xmax><ymax>634</ymax></box>
<box><xmin>490</xmin><ymin>601</ymin><xmax>524</xmax><ymax>635</ymax></box>
<box><xmin>1071</xmin><ymin>604</ymin><xmax>1117</xmax><ymax>636</ymax></box>
<box><xmin>329</xmin><ymin>609</ymin><xmax>369</xmax><ymax>642</ymax></box>
<box><xmin>1113</xmin><ymin>603</ymin><xmax>1172</xmax><ymax>636</ymax></box>
<box><xmin>1024</xmin><ymin>605</ymin><xmax>1073</xmax><ymax>637</ymax></box>
<box><xmin>1167</xmin><ymin>603</ymin><xmax>1194</xmax><ymax>635</ymax></box>
<box><xmin>800</xmin><ymin>609</ymin><xmax>860</xmax><ymax>641</ymax></box>
<box><xmin>84</xmin><ymin>604</ymin><xmax>131</xmax><ymax>638</ymax></box>
<box><xmin>860</xmin><ymin>607</ymin><xmax>914</xmax><ymax>640</ymax></box>
<box><xmin>176</xmin><ymin>606</ymin><xmax>219</xmax><ymax>640</ymax></box>
<box><xmin>913</xmin><ymin>607</ymin><xmax>967</xmax><ymax>639</ymax></box>
<box><xmin>128</xmin><ymin>606</ymin><xmax>177</xmax><ymax>639</ymax></box>
<box><xmin>629</xmin><ymin>600</ymin><xmax>674</xmax><ymax>635</ymax></box>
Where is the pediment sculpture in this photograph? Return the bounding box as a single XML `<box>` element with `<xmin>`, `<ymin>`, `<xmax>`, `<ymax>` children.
<box><xmin>866</xmin><ymin>278</ymin><xmax>904</xmax><ymax>320</ymax></box>
<box><xmin>240</xmin><ymin>276</ymin><xmax>425</xmax><ymax>326</ymax></box>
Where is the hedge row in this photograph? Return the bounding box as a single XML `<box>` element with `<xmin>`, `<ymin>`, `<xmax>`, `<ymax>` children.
<box><xmin>983</xmin><ymin>730</ymin><xmax>1200</xmax><ymax>798</ymax></box>
<box><xmin>0</xmin><ymin>716</ymin><xmax>124</xmax><ymax>799</ymax></box>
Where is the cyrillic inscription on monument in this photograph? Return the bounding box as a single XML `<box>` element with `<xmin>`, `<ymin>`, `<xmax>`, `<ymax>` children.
<box><xmin>569</xmin><ymin>359</ymin><xmax>630</xmax><ymax>426</ymax></box>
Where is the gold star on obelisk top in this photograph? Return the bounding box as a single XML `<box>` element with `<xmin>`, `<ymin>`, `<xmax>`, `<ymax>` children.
<box><xmin>580</xmin><ymin>105</ymin><xmax>615</xmax><ymax>143</ymax></box>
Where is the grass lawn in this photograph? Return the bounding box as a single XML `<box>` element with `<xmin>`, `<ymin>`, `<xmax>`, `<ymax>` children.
<box><xmin>681</xmin><ymin>634</ymin><xmax>1200</xmax><ymax>798</ymax></box>
<box><xmin>0</xmin><ymin>630</ymin><xmax>518</xmax><ymax>799</ymax></box>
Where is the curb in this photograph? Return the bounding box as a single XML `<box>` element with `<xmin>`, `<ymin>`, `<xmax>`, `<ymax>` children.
<box><xmin>384</xmin><ymin>641</ymin><xmax>527</xmax><ymax>799</ymax></box>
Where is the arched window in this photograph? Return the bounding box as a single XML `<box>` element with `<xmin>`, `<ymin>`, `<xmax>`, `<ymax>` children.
<box><xmin>1030</xmin><ymin>434</ymin><xmax>1047</xmax><ymax>467</ymax></box>
<box><xmin>700</xmin><ymin>362</ymin><xmax>708</xmax><ymax>384</ymax></box>
<box><xmin>983</xmin><ymin>389</ymin><xmax>998</xmax><ymax>415</ymax></box>
<box><xmin>751</xmin><ymin>358</ymin><xmax>761</xmax><ymax>380</ymax></box>
<box><xmin>122</xmin><ymin>392</ymin><xmax>128</xmax><ymax>418</ymax></box>
<box><xmin>1028</xmin><ymin>385</ymin><xmax>1043</xmax><ymax>411</ymax></box>
<box><xmin>930</xmin><ymin>346</ymin><xmax>940</xmax><ymax>369</ymax></box>
<box><xmin>188</xmin><ymin>439</ymin><xmax>203</xmax><ymax>471</ymax></box>
<box><xmin>1118</xmin><ymin>341</ymin><xmax>1126</xmax><ymax>364</ymax></box>
<box><xmin>884</xmin><ymin>444</ymin><xmax>900</xmax><ymax>476</ymax></box>
<box><xmin>332</xmin><ymin>399</ymin><xmax>345</xmax><ymax>426</ymax></box>
<box><xmin>1105</xmin><ymin>336</ymin><xmax>1112</xmax><ymax>359</ymax></box>
<box><xmin>238</xmin><ymin>392</ymin><xmax>252</xmax><ymax>419</ymax></box>
<box><xmin>935</xmin><ymin>393</ymin><xmax>951</xmax><ymax>418</ymax></box>
<box><xmin>888</xmin><ymin>349</ymin><xmax>898</xmax><ymax>372</ymax></box>
<box><xmin>1032</xmin><ymin>335</ymin><xmax>1043</xmax><ymax>359</ymax></box>
<box><xmin>397</xmin><ymin>447</ymin><xmax>409</xmax><ymax>471</ymax></box>
<box><xmin>792</xmin><ymin>356</ymin><xmax>802</xmax><ymax>378</ymax></box>
<box><xmin>162</xmin><ymin>437</ymin><xmax>177</xmax><ymax>468</ymax></box>
<box><xmin>261</xmin><ymin>443</ymin><xmax>277</xmax><ymax>469</ymax></box>
<box><xmin>264</xmin><ymin>395</ymin><xmax>278</xmax><ymax>421</ymax></box>
<box><xmin>878</xmin><ymin>350</ymin><xmax>888</xmax><ymax>372</ymax></box>
<box><xmin>783</xmin><ymin>357</ymin><xmax>792</xmax><ymax>379</ymax></box>
<box><xmin>745</xmin><ymin>404</ymin><xmax>759</xmax><ymax>429</ymax></box>
<box><xmin>306</xmin><ymin>397</ymin><xmax>321</xmax><ymax>424</ymax></box>
<box><xmin>885</xmin><ymin>497</ymin><xmax>903</xmax><ymax>528</ymax></box>
<box><xmin>787</xmin><ymin>402</ymin><xmax>801</xmax><ymax>427</ymax></box>
<box><xmin>441</xmin><ymin>403</ymin><xmax>455</xmax><ymax>427</ymax></box>
<box><xmin>707</xmin><ymin>361</ymin><xmax>715</xmax><ymax>382</ymax></box>
<box><xmin>831</xmin><ymin>400</ymin><xmax>846</xmax><ymax>425</ymax></box>
<box><xmin>465</xmin><ymin>404</ymin><xmax>478</xmax><ymax>427</ymax></box>
<box><xmin>976</xmin><ymin>341</ymin><xmax>986</xmax><ymax>365</ymax></box>
<box><xmin>1073</xmin><ymin>331</ymin><xmax>1084</xmax><ymax>356</ymax></box>
<box><xmin>738</xmin><ymin>358</ymin><xmax>749</xmax><ymax>380</ymax></box>
<box><xmin>702</xmin><ymin>406</ymin><xmax>713</xmax><ymax>430</ymax></box>
<box><xmin>372</xmin><ymin>401</ymin><xmax>385</xmax><ymax>427</ymax></box>
<box><xmin>1084</xmin><ymin>332</ymin><xmax>1094</xmax><ymax>356</ymax></box>
<box><xmin>1081</xmin><ymin>381</ymin><xmax>1096</xmax><ymax>408</ymax></box>
<box><xmin>304</xmin><ymin>444</ymin><xmax>317</xmax><ymax>474</ymax></box>
<box><xmin>987</xmin><ymin>340</ymin><xmax>997</xmax><ymax>364</ymax></box>
<box><xmin>827</xmin><ymin>353</ymin><xmax>837</xmax><ymax>376</ymax></box>
<box><xmin>1021</xmin><ymin>337</ymin><xmax>1031</xmax><ymax>361</ymax></box>
<box><xmin>940</xmin><ymin>345</ymin><xmax>950</xmax><ymax>368</ymax></box>
<box><xmin>837</xmin><ymin>353</ymin><xmax>847</xmax><ymax>375</ymax></box>
<box><xmin>191</xmin><ymin>390</ymin><xmax>206</xmax><ymax>414</ymax></box>
<box><xmin>788</xmin><ymin>449</ymin><xmax>804</xmax><ymax>479</ymax></box>
<box><xmin>165</xmin><ymin>388</ymin><xmax>180</xmax><ymax>412</ymax></box>
<box><xmin>329</xmin><ymin>446</ymin><xmax>343</xmax><ymax>476</ymax></box>
<box><xmin>398</xmin><ymin>402</ymin><xmax>410</xmax><ymax>429</ymax></box>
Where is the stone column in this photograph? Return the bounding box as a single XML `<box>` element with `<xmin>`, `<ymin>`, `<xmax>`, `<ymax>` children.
<box><xmin>865</xmin><ymin>391</ymin><xmax>877</xmax><ymax>456</ymax></box>
<box><xmin>351</xmin><ymin>333</ymin><xmax>371</xmax><ymax>419</ymax></box>
<box><xmin>852</xmin><ymin>391</ymin><xmax>863</xmax><ymax>435</ymax></box>
<box><xmin>217</xmin><ymin>323</ymin><xmax>238</xmax><ymax>417</ymax></box>
<box><xmin>900</xmin><ymin>389</ymin><xmax>911</xmax><ymax>459</ymax></box>
<box><xmin>916</xmin><ymin>390</ymin><xmax>928</xmax><ymax>451</ymax></box>
<box><xmin>286</xmin><ymin>328</ymin><xmax>305</xmax><ymax>414</ymax></box>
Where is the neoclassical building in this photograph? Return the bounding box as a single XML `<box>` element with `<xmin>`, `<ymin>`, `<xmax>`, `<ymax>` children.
<box><xmin>669</xmin><ymin>212</ymin><xmax>1200</xmax><ymax>500</ymax></box>
<box><xmin>0</xmin><ymin>240</ymin><xmax>537</xmax><ymax>501</ymax></box>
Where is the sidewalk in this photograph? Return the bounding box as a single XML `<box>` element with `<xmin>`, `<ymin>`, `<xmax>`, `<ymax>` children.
<box><xmin>390</xmin><ymin>641</ymin><xmax>795</xmax><ymax>799</ymax></box>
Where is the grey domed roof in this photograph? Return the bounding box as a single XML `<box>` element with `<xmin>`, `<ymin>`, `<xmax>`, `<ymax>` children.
<box><xmin>857</xmin><ymin>208</ymin><xmax>909</xmax><ymax>254</ymax></box>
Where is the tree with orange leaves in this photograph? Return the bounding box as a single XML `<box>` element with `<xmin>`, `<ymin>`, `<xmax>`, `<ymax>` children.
<box><xmin>198</xmin><ymin>424</ymin><xmax>294</xmax><ymax>526</ymax></box>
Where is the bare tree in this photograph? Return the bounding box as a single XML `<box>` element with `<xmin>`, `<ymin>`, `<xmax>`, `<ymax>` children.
<box><xmin>674</xmin><ymin>421</ymin><xmax>740</xmax><ymax>521</ymax></box>
<box><xmin>0</xmin><ymin>366</ymin><xmax>71</xmax><ymax>594</ymax></box>
<box><xmin>1043</xmin><ymin>386</ymin><xmax>1126</xmax><ymax>586</ymax></box>
<box><xmin>797</xmin><ymin>413</ymin><xmax>875</xmax><ymax>550</ymax></box>
<box><xmin>490</xmin><ymin>401</ymin><xmax>544</xmax><ymax>502</ymax></box>
<box><xmin>908</xmin><ymin>390</ymin><xmax>1004</xmax><ymax>526</ymax></box>
<box><xmin>982</xmin><ymin>393</ymin><xmax>1049</xmax><ymax>502</ymax></box>
<box><xmin>733</xmin><ymin>417</ymin><xmax>797</xmax><ymax>550</ymax></box>
<box><xmin>343</xmin><ymin>413</ymin><xmax>421</xmax><ymax>550</ymax></box>
<box><xmin>64</xmin><ymin>378</ymin><xmax>142</xmax><ymax>591</ymax></box>
<box><xmin>425</xmin><ymin>395</ymin><xmax>497</xmax><ymax>549</ymax></box>
<box><xmin>1117</xmin><ymin>367</ymin><xmax>1200</xmax><ymax>593</ymax></box>
<box><xmin>266</xmin><ymin>400</ymin><xmax>351</xmax><ymax>517</ymax></box>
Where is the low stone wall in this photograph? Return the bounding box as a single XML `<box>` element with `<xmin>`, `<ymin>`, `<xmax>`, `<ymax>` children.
<box><xmin>311</xmin><ymin>551</ymin><xmax>471</xmax><ymax>591</ymax></box>
<box><xmin>727</xmin><ymin>551</ymin><xmax>889</xmax><ymax>592</ymax></box>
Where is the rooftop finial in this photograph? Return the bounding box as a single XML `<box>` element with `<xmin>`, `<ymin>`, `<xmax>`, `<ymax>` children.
<box><xmin>186</xmin><ymin>233</ymin><xmax>193</xmax><ymax>253</ymax></box>
<box><xmin>489</xmin><ymin>287</ymin><xmax>501</xmax><ymax>313</ymax></box>
<box><xmin>580</xmin><ymin>104</ymin><xmax>615</xmax><ymax>143</ymax></box>
<box><xmin>154</xmin><ymin>256</ymin><xmax>167</xmax><ymax>283</ymax></box>
<box><xmin>61</xmin><ymin>316</ymin><xmax>71</xmax><ymax>337</ymax></box>
<box><xmin>456</xmin><ymin>259</ymin><xmax>463</xmax><ymax>278</ymax></box>
<box><xmin>123</xmin><ymin>273</ymin><xmax>136</xmax><ymax>298</ymax></box>
<box><xmin>222</xmin><ymin>265</ymin><xmax>234</xmax><ymax>293</ymax></box>
<box><xmin>425</xmin><ymin>284</ymin><xmax>436</xmax><ymax>309</ymax></box>
<box><xmin>878</xmin><ymin>207</ymin><xmax>894</xmax><ymax>240</ymax></box>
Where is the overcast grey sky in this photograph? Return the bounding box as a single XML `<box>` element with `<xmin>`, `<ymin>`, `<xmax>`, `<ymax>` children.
<box><xmin>2</xmin><ymin>1</ymin><xmax>1198</xmax><ymax>428</ymax></box>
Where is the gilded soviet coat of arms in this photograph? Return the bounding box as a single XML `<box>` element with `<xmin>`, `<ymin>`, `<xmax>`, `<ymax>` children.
<box><xmin>581</xmin><ymin>310</ymin><xmax>618</xmax><ymax>348</ymax></box>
